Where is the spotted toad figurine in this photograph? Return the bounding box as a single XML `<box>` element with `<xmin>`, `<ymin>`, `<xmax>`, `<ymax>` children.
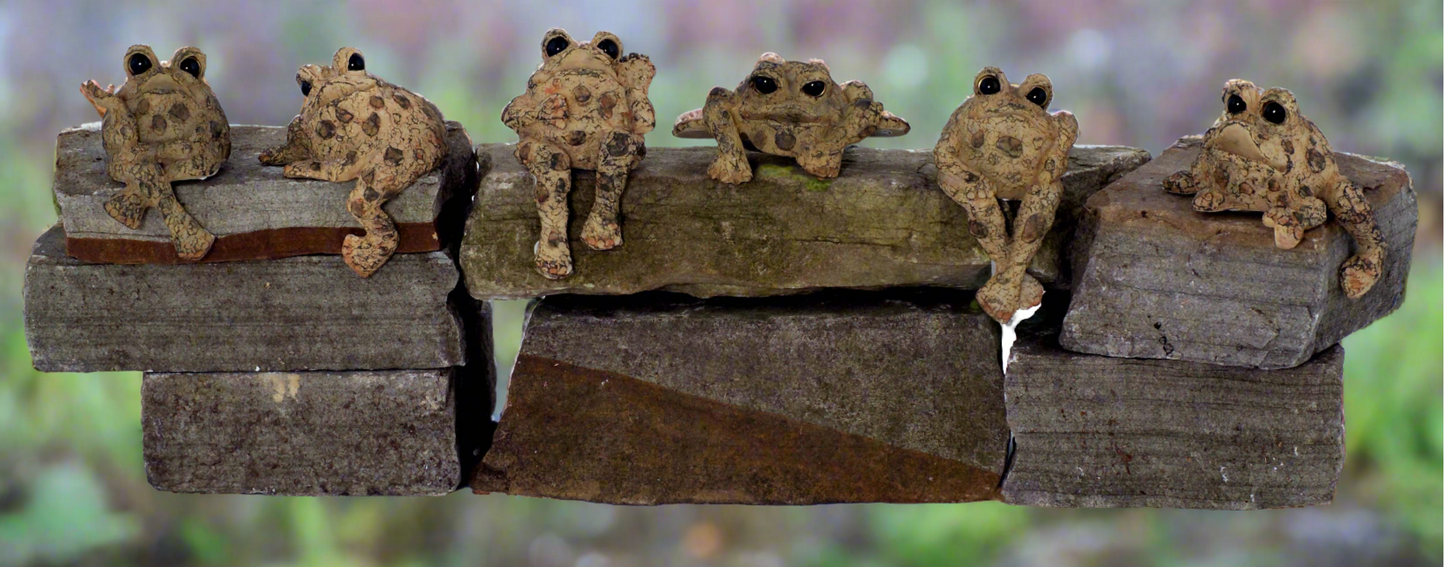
<box><xmin>260</xmin><ymin>47</ymin><xmax>447</xmax><ymax>278</ymax></box>
<box><xmin>80</xmin><ymin>45</ymin><xmax>230</xmax><ymax>261</ymax></box>
<box><xmin>934</xmin><ymin>67</ymin><xmax>1078</xmax><ymax>324</ymax></box>
<box><xmin>673</xmin><ymin>53</ymin><xmax>910</xmax><ymax>184</ymax></box>
<box><xmin>1163</xmin><ymin>80</ymin><xmax>1385</xmax><ymax>298</ymax></box>
<box><xmin>502</xmin><ymin>29</ymin><xmax>655</xmax><ymax>279</ymax></box>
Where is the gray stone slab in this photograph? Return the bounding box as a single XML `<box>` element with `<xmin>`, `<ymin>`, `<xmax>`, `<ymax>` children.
<box><xmin>462</xmin><ymin>144</ymin><xmax>1150</xmax><ymax>299</ymax></box>
<box><xmin>143</xmin><ymin>369</ymin><xmax>461</xmax><ymax>495</ymax></box>
<box><xmin>473</xmin><ymin>291</ymin><xmax>1008</xmax><ymax>504</ymax></box>
<box><xmin>1003</xmin><ymin>333</ymin><xmax>1344</xmax><ymax>509</ymax></box>
<box><xmin>55</xmin><ymin>121</ymin><xmax>476</xmax><ymax>263</ymax></box>
<box><xmin>24</xmin><ymin>225</ymin><xmax>466</xmax><ymax>372</ymax></box>
<box><xmin>1060</xmin><ymin>137</ymin><xmax>1416</xmax><ymax>369</ymax></box>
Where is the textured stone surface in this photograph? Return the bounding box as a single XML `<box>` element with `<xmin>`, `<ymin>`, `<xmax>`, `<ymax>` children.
<box><xmin>462</xmin><ymin>144</ymin><xmax>1150</xmax><ymax>299</ymax></box>
<box><xmin>24</xmin><ymin>225</ymin><xmax>466</xmax><ymax>372</ymax></box>
<box><xmin>143</xmin><ymin>369</ymin><xmax>461</xmax><ymax>495</ymax></box>
<box><xmin>1061</xmin><ymin>137</ymin><xmax>1415</xmax><ymax>369</ymax></box>
<box><xmin>473</xmin><ymin>291</ymin><xmax>1007</xmax><ymax>504</ymax></box>
<box><xmin>1003</xmin><ymin>332</ymin><xmax>1345</xmax><ymax>509</ymax></box>
<box><xmin>55</xmin><ymin>121</ymin><xmax>476</xmax><ymax>264</ymax></box>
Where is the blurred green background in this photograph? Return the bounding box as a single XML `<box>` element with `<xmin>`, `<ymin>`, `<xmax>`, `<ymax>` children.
<box><xmin>1</xmin><ymin>1</ymin><xmax>1440</xmax><ymax>566</ymax></box>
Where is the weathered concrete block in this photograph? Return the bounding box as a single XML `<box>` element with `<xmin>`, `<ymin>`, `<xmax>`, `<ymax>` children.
<box><xmin>55</xmin><ymin>121</ymin><xmax>476</xmax><ymax>264</ymax></box>
<box><xmin>1003</xmin><ymin>333</ymin><xmax>1344</xmax><ymax>509</ymax></box>
<box><xmin>24</xmin><ymin>225</ymin><xmax>465</xmax><ymax>372</ymax></box>
<box><xmin>473</xmin><ymin>291</ymin><xmax>1007</xmax><ymax>504</ymax></box>
<box><xmin>1061</xmin><ymin>137</ymin><xmax>1415</xmax><ymax>369</ymax></box>
<box><xmin>462</xmin><ymin>144</ymin><xmax>1150</xmax><ymax>299</ymax></box>
<box><xmin>143</xmin><ymin>369</ymin><xmax>462</xmax><ymax>495</ymax></box>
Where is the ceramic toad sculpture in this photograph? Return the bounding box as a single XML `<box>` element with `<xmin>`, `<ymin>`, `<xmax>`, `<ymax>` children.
<box><xmin>673</xmin><ymin>53</ymin><xmax>910</xmax><ymax>184</ymax></box>
<box><xmin>260</xmin><ymin>47</ymin><xmax>447</xmax><ymax>278</ymax></box>
<box><xmin>934</xmin><ymin>67</ymin><xmax>1078</xmax><ymax>324</ymax></box>
<box><xmin>81</xmin><ymin>45</ymin><xmax>230</xmax><ymax>261</ymax></box>
<box><xmin>502</xmin><ymin>29</ymin><xmax>655</xmax><ymax>279</ymax></box>
<box><xmin>1163</xmin><ymin>79</ymin><xmax>1385</xmax><ymax>298</ymax></box>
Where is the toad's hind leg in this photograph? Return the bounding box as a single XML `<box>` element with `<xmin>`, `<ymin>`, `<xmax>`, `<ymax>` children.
<box><xmin>518</xmin><ymin>142</ymin><xmax>575</xmax><ymax>279</ymax></box>
<box><xmin>582</xmin><ymin>133</ymin><xmax>641</xmax><ymax>251</ymax></box>
<box><xmin>341</xmin><ymin>171</ymin><xmax>403</xmax><ymax>278</ymax></box>
<box><xmin>1326</xmin><ymin>179</ymin><xmax>1386</xmax><ymax>299</ymax></box>
<box><xmin>980</xmin><ymin>180</ymin><xmax>1063</xmax><ymax>323</ymax></box>
<box><xmin>795</xmin><ymin>146</ymin><xmax>845</xmax><ymax>179</ymax></box>
<box><xmin>155</xmin><ymin>181</ymin><xmax>216</xmax><ymax>261</ymax></box>
<box><xmin>701</xmin><ymin>88</ymin><xmax>752</xmax><ymax>184</ymax></box>
<box><xmin>104</xmin><ymin>181</ymin><xmax>148</xmax><ymax>229</ymax></box>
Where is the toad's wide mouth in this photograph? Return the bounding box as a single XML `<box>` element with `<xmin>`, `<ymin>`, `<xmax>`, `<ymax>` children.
<box><xmin>1208</xmin><ymin>122</ymin><xmax>1287</xmax><ymax>171</ymax></box>
<box><xmin>134</xmin><ymin>73</ymin><xmax>182</xmax><ymax>96</ymax></box>
<box><xmin>738</xmin><ymin>106</ymin><xmax>828</xmax><ymax>124</ymax></box>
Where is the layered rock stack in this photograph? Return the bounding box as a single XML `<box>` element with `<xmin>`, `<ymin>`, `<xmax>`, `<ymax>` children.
<box><xmin>25</xmin><ymin>132</ymin><xmax>1417</xmax><ymax>508</ymax></box>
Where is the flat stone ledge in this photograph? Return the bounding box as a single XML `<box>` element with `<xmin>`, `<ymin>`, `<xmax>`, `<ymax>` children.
<box><xmin>472</xmin><ymin>290</ymin><xmax>1007</xmax><ymax>504</ymax></box>
<box><xmin>1060</xmin><ymin>137</ymin><xmax>1415</xmax><ymax>369</ymax></box>
<box><xmin>461</xmin><ymin>144</ymin><xmax>1150</xmax><ymax>300</ymax></box>
<box><xmin>1003</xmin><ymin>333</ymin><xmax>1344</xmax><ymax>509</ymax></box>
<box><xmin>55</xmin><ymin>121</ymin><xmax>476</xmax><ymax>264</ymax></box>
<box><xmin>143</xmin><ymin>369</ymin><xmax>461</xmax><ymax>496</ymax></box>
<box><xmin>24</xmin><ymin>225</ymin><xmax>466</xmax><ymax>373</ymax></box>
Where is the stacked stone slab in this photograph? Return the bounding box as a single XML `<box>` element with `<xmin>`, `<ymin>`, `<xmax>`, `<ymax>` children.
<box><xmin>23</xmin><ymin>122</ymin><xmax>490</xmax><ymax>496</ymax></box>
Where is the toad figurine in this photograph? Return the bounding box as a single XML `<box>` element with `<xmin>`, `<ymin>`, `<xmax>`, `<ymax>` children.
<box><xmin>673</xmin><ymin>53</ymin><xmax>910</xmax><ymax>184</ymax></box>
<box><xmin>260</xmin><ymin>47</ymin><xmax>447</xmax><ymax>278</ymax></box>
<box><xmin>502</xmin><ymin>29</ymin><xmax>655</xmax><ymax>279</ymax></box>
<box><xmin>934</xmin><ymin>67</ymin><xmax>1078</xmax><ymax>324</ymax></box>
<box><xmin>80</xmin><ymin>45</ymin><xmax>230</xmax><ymax>261</ymax></box>
<box><xmin>1163</xmin><ymin>79</ymin><xmax>1385</xmax><ymax>298</ymax></box>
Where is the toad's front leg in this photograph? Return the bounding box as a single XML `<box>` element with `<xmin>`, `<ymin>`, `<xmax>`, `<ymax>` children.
<box><xmin>517</xmin><ymin>141</ymin><xmax>575</xmax><ymax>279</ymax></box>
<box><xmin>700</xmin><ymin>88</ymin><xmax>752</xmax><ymax>184</ymax></box>
<box><xmin>582</xmin><ymin>132</ymin><xmax>643</xmax><ymax>251</ymax></box>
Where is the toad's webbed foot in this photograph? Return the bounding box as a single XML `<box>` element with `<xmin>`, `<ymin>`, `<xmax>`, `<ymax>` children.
<box><xmin>977</xmin><ymin>273</ymin><xmax>1044</xmax><ymax>324</ymax></box>
<box><xmin>1191</xmin><ymin>188</ymin><xmax>1231</xmax><ymax>212</ymax></box>
<box><xmin>1163</xmin><ymin>171</ymin><xmax>1201</xmax><ymax>195</ymax></box>
<box><xmin>1262</xmin><ymin>207</ymin><xmax>1305</xmax><ymax>249</ymax></box>
<box><xmin>80</xmin><ymin>80</ymin><xmax>122</xmax><ymax>117</ymax></box>
<box><xmin>795</xmin><ymin>149</ymin><xmax>845</xmax><ymax>179</ymax></box>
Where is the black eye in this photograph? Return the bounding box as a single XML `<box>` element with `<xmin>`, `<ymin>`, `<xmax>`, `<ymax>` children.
<box><xmin>347</xmin><ymin>53</ymin><xmax>364</xmax><ymax>71</ymax></box>
<box><xmin>300</xmin><ymin>81</ymin><xmax>312</xmax><ymax>97</ymax></box>
<box><xmin>1262</xmin><ymin>101</ymin><xmax>1287</xmax><ymax>124</ymax></box>
<box><xmin>751</xmin><ymin>76</ymin><xmax>778</xmax><ymax>94</ymax></box>
<box><xmin>1026</xmin><ymin>87</ymin><xmax>1047</xmax><ymax>107</ymax></box>
<box><xmin>801</xmin><ymin>81</ymin><xmax>826</xmax><ymax>97</ymax></box>
<box><xmin>128</xmin><ymin>53</ymin><xmax>152</xmax><ymax>76</ymax></box>
<box><xmin>545</xmin><ymin>36</ymin><xmax>569</xmax><ymax>57</ymax></box>
<box><xmin>978</xmin><ymin>76</ymin><xmax>1001</xmax><ymax>95</ymax></box>
<box><xmin>179</xmin><ymin>57</ymin><xmax>200</xmax><ymax>78</ymax></box>
<box><xmin>596</xmin><ymin>39</ymin><xmax>620</xmax><ymax>60</ymax></box>
<box><xmin>1227</xmin><ymin>94</ymin><xmax>1247</xmax><ymax>114</ymax></box>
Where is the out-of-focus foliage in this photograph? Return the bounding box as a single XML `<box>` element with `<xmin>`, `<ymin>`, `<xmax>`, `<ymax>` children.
<box><xmin>0</xmin><ymin>1</ymin><xmax>1439</xmax><ymax>566</ymax></box>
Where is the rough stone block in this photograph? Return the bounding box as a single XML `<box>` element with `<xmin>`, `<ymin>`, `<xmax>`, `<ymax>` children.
<box><xmin>1003</xmin><ymin>332</ymin><xmax>1344</xmax><ymax>509</ymax></box>
<box><xmin>55</xmin><ymin>121</ymin><xmax>476</xmax><ymax>264</ymax></box>
<box><xmin>472</xmin><ymin>291</ymin><xmax>1007</xmax><ymax>504</ymax></box>
<box><xmin>462</xmin><ymin>144</ymin><xmax>1150</xmax><ymax>299</ymax></box>
<box><xmin>24</xmin><ymin>225</ymin><xmax>465</xmax><ymax>372</ymax></box>
<box><xmin>1061</xmin><ymin>137</ymin><xmax>1415</xmax><ymax>369</ymax></box>
<box><xmin>143</xmin><ymin>369</ymin><xmax>462</xmax><ymax>495</ymax></box>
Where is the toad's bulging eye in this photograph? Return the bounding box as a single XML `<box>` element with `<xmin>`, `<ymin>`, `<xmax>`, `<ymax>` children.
<box><xmin>1026</xmin><ymin>87</ymin><xmax>1047</xmax><ymax>107</ymax></box>
<box><xmin>978</xmin><ymin>76</ymin><xmax>1001</xmax><ymax>95</ymax></box>
<box><xmin>1227</xmin><ymin>94</ymin><xmax>1247</xmax><ymax>114</ymax></box>
<box><xmin>300</xmin><ymin>81</ymin><xmax>313</xmax><ymax>97</ymax></box>
<box><xmin>179</xmin><ymin>57</ymin><xmax>200</xmax><ymax>78</ymax></box>
<box><xmin>1262</xmin><ymin>101</ymin><xmax>1287</xmax><ymax>124</ymax></box>
<box><xmin>347</xmin><ymin>53</ymin><xmax>364</xmax><ymax>71</ymax></box>
<box><xmin>596</xmin><ymin>39</ymin><xmax>620</xmax><ymax>60</ymax></box>
<box><xmin>545</xmin><ymin>36</ymin><xmax>569</xmax><ymax>57</ymax></box>
<box><xmin>751</xmin><ymin>76</ymin><xmax>778</xmax><ymax>94</ymax></box>
<box><xmin>128</xmin><ymin>53</ymin><xmax>152</xmax><ymax>76</ymax></box>
<box><xmin>801</xmin><ymin>81</ymin><xmax>826</xmax><ymax>97</ymax></box>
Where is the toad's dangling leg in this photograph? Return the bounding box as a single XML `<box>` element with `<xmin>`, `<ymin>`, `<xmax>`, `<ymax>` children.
<box><xmin>153</xmin><ymin>177</ymin><xmax>216</xmax><ymax>261</ymax></box>
<box><xmin>937</xmin><ymin>167</ymin><xmax>1020</xmax><ymax>322</ymax></box>
<box><xmin>1327</xmin><ymin>179</ymin><xmax>1386</xmax><ymax>299</ymax></box>
<box><xmin>582</xmin><ymin>132</ymin><xmax>640</xmax><ymax>251</ymax></box>
<box><xmin>701</xmin><ymin>88</ymin><xmax>752</xmax><ymax>184</ymax></box>
<box><xmin>341</xmin><ymin>171</ymin><xmax>403</xmax><ymax>278</ymax></box>
<box><xmin>518</xmin><ymin>142</ymin><xmax>574</xmax><ymax>279</ymax></box>
<box><xmin>979</xmin><ymin>179</ymin><xmax>1062</xmax><ymax>323</ymax></box>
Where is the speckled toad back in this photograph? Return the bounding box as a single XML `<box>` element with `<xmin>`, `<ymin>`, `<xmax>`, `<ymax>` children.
<box><xmin>1163</xmin><ymin>79</ymin><xmax>1386</xmax><ymax>298</ymax></box>
<box><xmin>934</xmin><ymin>67</ymin><xmax>1078</xmax><ymax>323</ymax></box>
<box><xmin>502</xmin><ymin>29</ymin><xmax>656</xmax><ymax>280</ymax></box>
<box><xmin>673</xmin><ymin>53</ymin><xmax>910</xmax><ymax>184</ymax></box>
<box><xmin>259</xmin><ymin>47</ymin><xmax>447</xmax><ymax>278</ymax></box>
<box><xmin>80</xmin><ymin>45</ymin><xmax>231</xmax><ymax>261</ymax></box>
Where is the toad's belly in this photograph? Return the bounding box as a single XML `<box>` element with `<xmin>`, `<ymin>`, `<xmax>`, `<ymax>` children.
<box><xmin>957</xmin><ymin>119</ymin><xmax>1054</xmax><ymax>190</ymax></box>
<box><xmin>130</xmin><ymin>92</ymin><xmax>215</xmax><ymax>145</ymax></box>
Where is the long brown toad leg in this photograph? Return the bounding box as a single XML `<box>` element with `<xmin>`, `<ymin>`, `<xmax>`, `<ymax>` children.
<box><xmin>582</xmin><ymin>132</ymin><xmax>640</xmax><ymax>251</ymax></box>
<box><xmin>701</xmin><ymin>88</ymin><xmax>751</xmax><ymax>184</ymax></box>
<box><xmin>1326</xmin><ymin>178</ymin><xmax>1386</xmax><ymax>298</ymax></box>
<box><xmin>340</xmin><ymin>170</ymin><xmax>403</xmax><ymax>278</ymax></box>
<box><xmin>154</xmin><ymin>179</ymin><xmax>216</xmax><ymax>261</ymax></box>
<box><xmin>980</xmin><ymin>179</ymin><xmax>1063</xmax><ymax>322</ymax></box>
<box><xmin>517</xmin><ymin>142</ymin><xmax>575</xmax><ymax>279</ymax></box>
